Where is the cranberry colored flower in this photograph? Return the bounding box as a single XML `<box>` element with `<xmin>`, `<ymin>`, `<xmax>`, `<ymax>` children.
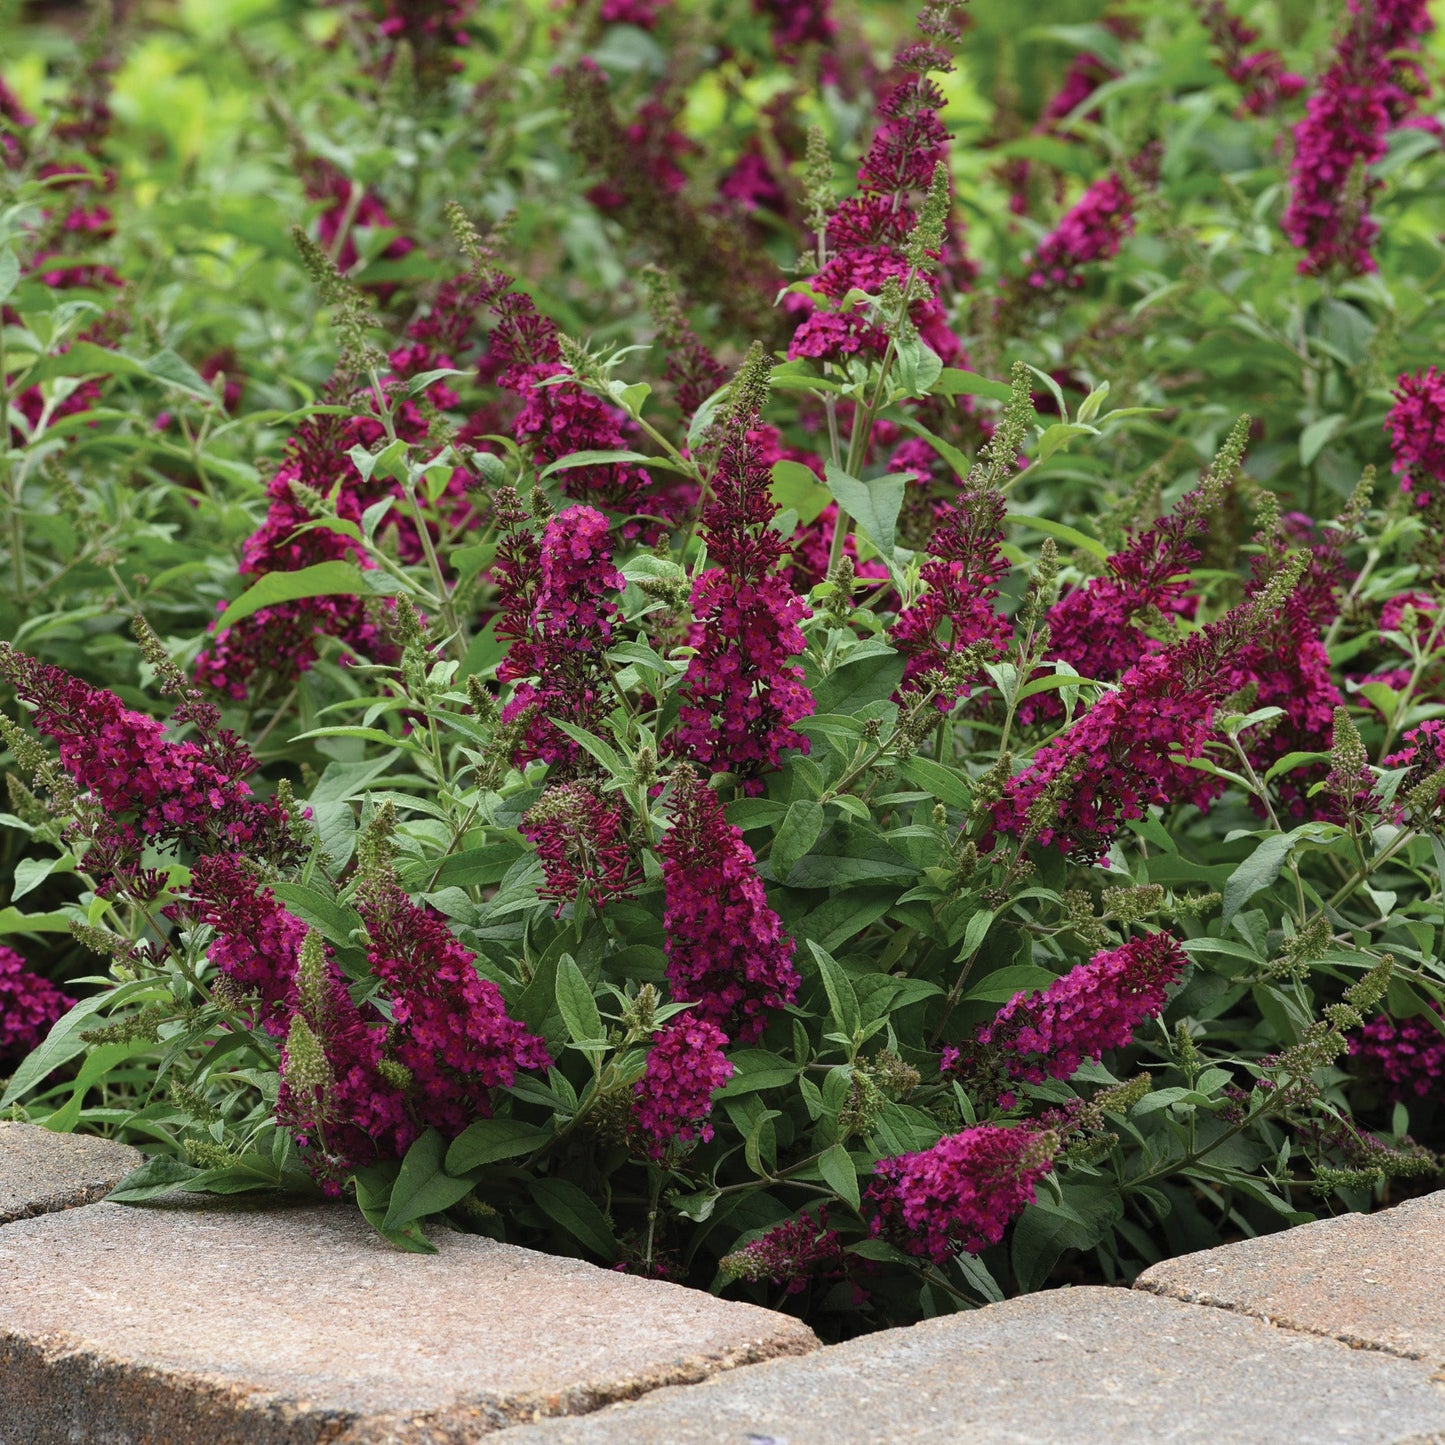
<box><xmin>1194</xmin><ymin>1</ymin><xmax>1304</xmax><ymax>116</ymax></box>
<box><xmin>0</xmin><ymin>947</ymin><xmax>74</xmax><ymax>1066</ymax></box>
<box><xmin>1283</xmin><ymin>0</ymin><xmax>1435</xmax><ymax>276</ymax></box>
<box><xmin>358</xmin><ymin>881</ymin><xmax>551</xmax><ymax>1137</ymax></box>
<box><xmin>868</xmin><ymin>1123</ymin><xmax>1059</xmax><ymax>1262</ymax></box>
<box><xmin>521</xmin><ymin>780</ymin><xmax>637</xmax><ymax>913</ymax></box>
<box><xmin>659</xmin><ymin>773</ymin><xmax>799</xmax><ymax>1042</ymax></box>
<box><xmin>0</xmin><ymin>647</ymin><xmax>291</xmax><ymax>869</ymax></box>
<box><xmin>1386</xmin><ymin>367</ymin><xmax>1445</xmax><ymax>509</ymax></box>
<box><xmin>1350</xmin><ymin>1004</ymin><xmax>1445</xmax><ymax>1101</ymax></box>
<box><xmin>890</xmin><ymin>476</ymin><xmax>1011</xmax><ymax>706</ymax></box>
<box><xmin>187</xmin><ymin>854</ymin><xmax>310</xmax><ymax>1036</ymax></box>
<box><xmin>1027</xmin><ymin>171</ymin><xmax>1136</xmax><ymax>292</ymax></box>
<box><xmin>978</xmin><ymin>932</ymin><xmax>1190</xmax><ymax>1083</ymax></box>
<box><xmin>276</xmin><ymin>945</ymin><xmax>413</xmax><ymax>1188</ymax></box>
<box><xmin>788</xmin><ymin>39</ymin><xmax>969</xmax><ymax>366</ymax></box>
<box><xmin>1382</xmin><ymin>719</ymin><xmax>1445</xmax><ymax>822</ymax></box>
<box><xmin>629</xmin><ymin>1015</ymin><xmax>733</xmax><ymax>1160</ymax></box>
<box><xmin>992</xmin><ymin>617</ymin><xmax>1249</xmax><ymax>864</ymax></box>
<box><xmin>676</xmin><ymin>420</ymin><xmax>815</xmax><ymax>788</ymax></box>
<box><xmin>498</xmin><ymin>504</ymin><xmax>623</xmax><ymax>770</ymax></box>
<box><xmin>721</xmin><ymin>1209</ymin><xmax>848</xmax><ymax>1294</ymax></box>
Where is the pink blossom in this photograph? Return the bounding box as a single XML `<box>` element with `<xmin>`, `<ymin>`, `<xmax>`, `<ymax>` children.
<box><xmin>868</xmin><ymin>1123</ymin><xmax>1058</xmax><ymax>1262</ymax></box>
<box><xmin>1028</xmin><ymin>172</ymin><xmax>1136</xmax><ymax>291</ymax></box>
<box><xmin>521</xmin><ymin>781</ymin><xmax>637</xmax><ymax>912</ymax></box>
<box><xmin>978</xmin><ymin>933</ymin><xmax>1190</xmax><ymax>1082</ymax></box>
<box><xmin>1386</xmin><ymin>367</ymin><xmax>1445</xmax><ymax>508</ymax></box>
<box><xmin>0</xmin><ymin>947</ymin><xmax>74</xmax><ymax>1065</ymax></box>
<box><xmin>629</xmin><ymin>1015</ymin><xmax>733</xmax><ymax>1160</ymax></box>
<box><xmin>659</xmin><ymin>774</ymin><xmax>799</xmax><ymax>1042</ymax></box>
<box><xmin>359</xmin><ymin>882</ymin><xmax>551</xmax><ymax>1137</ymax></box>
<box><xmin>1350</xmin><ymin>1004</ymin><xmax>1445</xmax><ymax>1101</ymax></box>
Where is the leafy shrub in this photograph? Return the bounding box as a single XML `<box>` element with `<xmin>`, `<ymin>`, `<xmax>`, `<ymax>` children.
<box><xmin>3</xmin><ymin>0</ymin><xmax>1445</xmax><ymax>1335</ymax></box>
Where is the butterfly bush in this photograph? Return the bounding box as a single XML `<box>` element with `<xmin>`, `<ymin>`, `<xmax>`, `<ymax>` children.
<box><xmin>8</xmin><ymin>0</ymin><xmax>1445</xmax><ymax>1333</ymax></box>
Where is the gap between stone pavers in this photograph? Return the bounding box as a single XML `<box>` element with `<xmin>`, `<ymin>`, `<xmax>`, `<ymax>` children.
<box><xmin>487</xmin><ymin>1285</ymin><xmax>1445</xmax><ymax>1445</ymax></box>
<box><xmin>0</xmin><ymin>1119</ymin><xmax>141</xmax><ymax>1225</ymax></box>
<box><xmin>0</xmin><ymin>1198</ymin><xmax>819</xmax><ymax>1445</ymax></box>
<box><xmin>1134</xmin><ymin>1188</ymin><xmax>1445</xmax><ymax>1378</ymax></box>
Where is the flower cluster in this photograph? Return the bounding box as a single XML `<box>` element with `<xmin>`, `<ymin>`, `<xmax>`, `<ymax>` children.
<box><xmin>1383</xmin><ymin>719</ymin><xmax>1445</xmax><ymax>822</ymax></box>
<box><xmin>0</xmin><ymin>947</ymin><xmax>74</xmax><ymax>1066</ymax></box>
<box><xmin>0</xmin><ymin>646</ymin><xmax>290</xmax><ymax>886</ymax></box>
<box><xmin>276</xmin><ymin>935</ymin><xmax>411</xmax><ymax>1189</ymax></box>
<box><xmin>185</xmin><ymin>854</ymin><xmax>310</xmax><ymax>1036</ymax></box>
<box><xmin>1386</xmin><ymin>366</ymin><xmax>1445</xmax><ymax>511</ymax></box>
<box><xmin>629</xmin><ymin>1015</ymin><xmax>733</xmax><ymax>1160</ymax></box>
<box><xmin>498</xmin><ymin>505</ymin><xmax>623</xmax><ymax>770</ymax></box>
<box><xmin>1027</xmin><ymin>170</ymin><xmax>1137</xmax><ymax>293</ymax></box>
<box><xmin>890</xmin><ymin>477</ymin><xmax>1011</xmax><ymax>705</ymax></box>
<box><xmin>1194</xmin><ymin>1</ymin><xmax>1304</xmax><ymax>116</ymax></box>
<box><xmin>719</xmin><ymin>1209</ymin><xmax>848</xmax><ymax>1294</ymax></box>
<box><xmin>678</xmin><ymin>398</ymin><xmax>815</xmax><ymax>787</ymax></box>
<box><xmin>868</xmin><ymin>1123</ymin><xmax>1059</xmax><ymax>1262</ymax></box>
<box><xmin>788</xmin><ymin>18</ymin><xmax>967</xmax><ymax>365</ymax></box>
<box><xmin>358</xmin><ymin>878</ymin><xmax>552</xmax><ymax>1138</ymax></box>
<box><xmin>977</xmin><ymin>933</ymin><xmax>1190</xmax><ymax>1083</ymax></box>
<box><xmin>992</xmin><ymin>620</ymin><xmax>1245</xmax><ymax>864</ymax></box>
<box><xmin>1350</xmin><ymin>1004</ymin><xmax>1445</xmax><ymax>1101</ymax></box>
<box><xmin>658</xmin><ymin>773</ymin><xmax>799</xmax><ymax>1042</ymax></box>
<box><xmin>1283</xmin><ymin>0</ymin><xmax>1435</xmax><ymax>276</ymax></box>
<box><xmin>337</xmin><ymin>0</ymin><xmax>475</xmax><ymax>81</ymax></box>
<box><xmin>521</xmin><ymin>781</ymin><xmax>637</xmax><ymax>913</ymax></box>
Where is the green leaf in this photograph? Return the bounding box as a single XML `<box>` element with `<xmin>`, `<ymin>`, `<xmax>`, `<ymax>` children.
<box><xmin>43</xmin><ymin>1041</ymin><xmax>156</xmax><ymax>1132</ymax></box>
<box><xmin>1011</xmin><ymin>1184</ymin><xmax>1122</xmax><ymax>1293</ymax></box>
<box><xmin>10</xmin><ymin>853</ymin><xmax>74</xmax><ymax>901</ymax></box>
<box><xmin>717</xmin><ymin>1049</ymin><xmax>800</xmax><ymax>1096</ymax></box>
<box><xmin>812</xmin><ymin>646</ymin><xmax>907</xmax><ymax>715</ymax></box>
<box><xmin>930</xmin><ymin>367</ymin><xmax>1015</xmax><ymax>403</ymax></box>
<box><xmin>771</xmin><ymin>460</ymin><xmax>831</xmax><ymax>524</ymax></box>
<box><xmin>270</xmin><ymin>884</ymin><xmax>364</xmax><ymax>948</ymax></box>
<box><xmin>446</xmin><ymin>1117</ymin><xmax>552</xmax><ymax>1173</ymax></box>
<box><xmin>537</xmin><ymin>448</ymin><xmax>662</xmax><ymax>479</ymax></box>
<box><xmin>527</xmin><ymin>1176</ymin><xmax>618</xmax><ymax>1260</ymax></box>
<box><xmin>1034</xmin><ymin>422</ymin><xmax>1100</xmax><ymax>464</ymax></box>
<box><xmin>555</xmin><ymin>955</ymin><xmax>604</xmax><ymax>1047</ymax></box>
<box><xmin>0</xmin><ymin>248</ymin><xmax>19</xmax><ymax>304</ymax></box>
<box><xmin>817</xmin><ymin>1143</ymin><xmax>861</xmax><ymax>1210</ymax></box>
<box><xmin>808</xmin><ymin>941</ymin><xmax>861</xmax><ymax>1042</ymax></box>
<box><xmin>549</xmin><ymin>719</ymin><xmax>628</xmax><ymax>775</ymax></box>
<box><xmin>963</xmin><ymin>962</ymin><xmax>1056</xmax><ymax>1004</ymax></box>
<box><xmin>214</xmin><ymin>561</ymin><xmax>367</xmax><ymax>632</ymax></box>
<box><xmin>773</xmin><ymin>799</ymin><xmax>824</xmax><ymax>882</ymax></box>
<box><xmin>824</xmin><ymin>461</ymin><xmax>906</xmax><ymax>558</ymax></box>
<box><xmin>1221</xmin><ymin>825</ymin><xmax>1334</xmax><ymax>929</ymax></box>
<box><xmin>1300</xmin><ymin>415</ymin><xmax>1346</xmax><ymax>467</ymax></box>
<box><xmin>383</xmin><ymin>1128</ymin><xmax>479</xmax><ymax>1231</ymax></box>
<box><xmin>1006</xmin><ymin>512</ymin><xmax>1109</xmax><ymax>563</ymax></box>
<box><xmin>106</xmin><ymin>1155</ymin><xmax>204</xmax><ymax>1202</ymax></box>
<box><xmin>352</xmin><ymin>1164</ymin><xmax>437</xmax><ymax>1253</ymax></box>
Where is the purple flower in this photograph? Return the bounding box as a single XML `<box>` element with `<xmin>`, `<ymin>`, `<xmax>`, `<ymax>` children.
<box><xmin>978</xmin><ymin>933</ymin><xmax>1190</xmax><ymax>1083</ymax></box>
<box><xmin>1386</xmin><ymin>366</ymin><xmax>1445</xmax><ymax>509</ymax></box>
<box><xmin>659</xmin><ymin>773</ymin><xmax>799</xmax><ymax>1042</ymax></box>
<box><xmin>358</xmin><ymin>882</ymin><xmax>551</xmax><ymax>1138</ymax></box>
<box><xmin>521</xmin><ymin>781</ymin><xmax>637</xmax><ymax>913</ymax></box>
<box><xmin>498</xmin><ymin>504</ymin><xmax>624</xmax><ymax>770</ymax></box>
<box><xmin>890</xmin><ymin>477</ymin><xmax>1011</xmax><ymax>707</ymax></box>
<box><xmin>629</xmin><ymin>1015</ymin><xmax>733</xmax><ymax>1160</ymax></box>
<box><xmin>0</xmin><ymin>947</ymin><xmax>74</xmax><ymax>1066</ymax></box>
<box><xmin>1350</xmin><ymin>1005</ymin><xmax>1445</xmax><ymax>1101</ymax></box>
<box><xmin>868</xmin><ymin>1123</ymin><xmax>1058</xmax><ymax>1262</ymax></box>
<box><xmin>721</xmin><ymin>1209</ymin><xmax>848</xmax><ymax>1294</ymax></box>
<box><xmin>676</xmin><ymin>423</ymin><xmax>815</xmax><ymax>788</ymax></box>
<box><xmin>1027</xmin><ymin>171</ymin><xmax>1136</xmax><ymax>292</ymax></box>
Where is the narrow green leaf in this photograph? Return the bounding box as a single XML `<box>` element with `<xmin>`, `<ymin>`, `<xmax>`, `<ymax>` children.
<box><xmin>446</xmin><ymin>1118</ymin><xmax>552</xmax><ymax>1173</ymax></box>
<box><xmin>383</xmin><ymin>1128</ymin><xmax>478</xmax><ymax>1231</ymax></box>
<box><xmin>214</xmin><ymin>561</ymin><xmax>367</xmax><ymax>632</ymax></box>
<box><xmin>528</xmin><ymin>1176</ymin><xmax>618</xmax><ymax>1259</ymax></box>
<box><xmin>555</xmin><ymin>956</ymin><xmax>604</xmax><ymax>1046</ymax></box>
<box><xmin>817</xmin><ymin>1142</ymin><xmax>861</xmax><ymax>1209</ymax></box>
<box><xmin>824</xmin><ymin>461</ymin><xmax>906</xmax><ymax>557</ymax></box>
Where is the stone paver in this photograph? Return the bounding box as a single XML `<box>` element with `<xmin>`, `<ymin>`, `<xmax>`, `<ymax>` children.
<box><xmin>1136</xmin><ymin>1191</ymin><xmax>1445</xmax><ymax>1372</ymax></box>
<box><xmin>0</xmin><ymin>1199</ymin><xmax>817</xmax><ymax>1445</ymax></box>
<box><xmin>0</xmin><ymin>1119</ymin><xmax>142</xmax><ymax>1225</ymax></box>
<box><xmin>492</xmin><ymin>1287</ymin><xmax>1445</xmax><ymax>1445</ymax></box>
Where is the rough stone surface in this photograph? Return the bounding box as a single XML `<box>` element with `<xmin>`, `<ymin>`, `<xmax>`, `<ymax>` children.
<box><xmin>0</xmin><ymin>1200</ymin><xmax>818</xmax><ymax>1444</ymax></box>
<box><xmin>1136</xmin><ymin>1191</ymin><xmax>1445</xmax><ymax>1371</ymax></box>
<box><xmin>0</xmin><ymin>1119</ymin><xmax>142</xmax><ymax>1225</ymax></box>
<box><xmin>494</xmin><ymin>1287</ymin><xmax>1445</xmax><ymax>1445</ymax></box>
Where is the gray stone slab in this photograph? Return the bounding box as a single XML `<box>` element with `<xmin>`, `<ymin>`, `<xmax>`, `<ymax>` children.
<box><xmin>0</xmin><ymin>1119</ymin><xmax>142</xmax><ymax>1224</ymax></box>
<box><xmin>0</xmin><ymin>1199</ymin><xmax>818</xmax><ymax>1444</ymax></box>
<box><xmin>492</xmin><ymin>1287</ymin><xmax>1445</xmax><ymax>1445</ymax></box>
<box><xmin>1136</xmin><ymin>1191</ymin><xmax>1445</xmax><ymax>1370</ymax></box>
